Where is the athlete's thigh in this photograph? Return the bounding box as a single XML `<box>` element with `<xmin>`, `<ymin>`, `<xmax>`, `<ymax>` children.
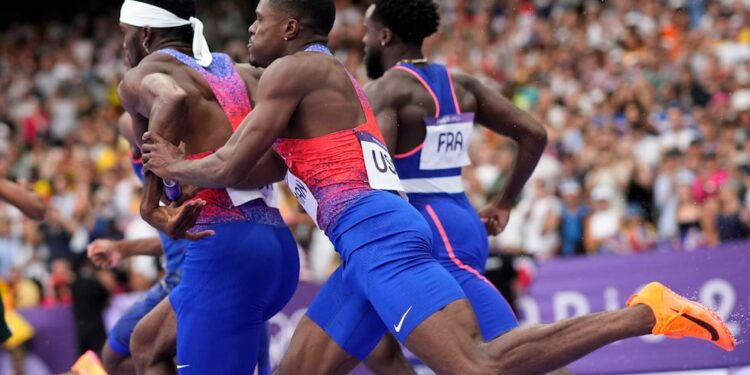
<box><xmin>419</xmin><ymin>199</ymin><xmax>489</xmax><ymax>268</ymax></box>
<box><xmin>418</xmin><ymin>200</ymin><xmax>518</xmax><ymax>340</ymax></box>
<box><xmin>403</xmin><ymin>299</ymin><xmax>486</xmax><ymax>375</ymax></box>
<box><xmin>457</xmin><ymin>272</ymin><xmax>519</xmax><ymax>341</ymax></box>
<box><xmin>171</xmin><ymin>222</ymin><xmax>285</xmax><ymax>374</ymax></box>
<box><xmin>176</xmin><ymin>317</ymin><xmax>261</xmax><ymax>374</ymax></box>
<box><xmin>172</xmin><ymin>280</ymin><xmax>262</xmax><ymax>374</ymax></box>
<box><xmin>110</xmin><ymin>282</ymin><xmax>169</xmax><ymax>356</ymax></box>
<box><xmin>342</xmin><ymin>209</ymin><xmax>467</xmax><ymax>345</ymax></box>
<box><xmin>306</xmin><ymin>266</ymin><xmax>388</xmax><ymax>360</ymax></box>
<box><xmin>278</xmin><ymin>316</ymin><xmax>361</xmax><ymax>375</ymax></box>
<box><xmin>131</xmin><ymin>297</ymin><xmax>177</xmax><ymax>362</ymax></box>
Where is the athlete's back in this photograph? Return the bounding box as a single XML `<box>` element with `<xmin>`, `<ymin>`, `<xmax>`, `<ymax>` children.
<box><xmin>123</xmin><ymin>51</ymin><xmax>254</xmax><ymax>155</ymax></box>
<box><xmin>271</xmin><ymin>45</ymin><xmax>403</xmax><ymax>231</ymax></box>
<box><xmin>275</xmin><ymin>51</ymin><xmax>369</xmax><ymax>139</ymax></box>
<box><xmin>371</xmin><ymin>66</ymin><xmax>478</xmax><ymax>155</ymax></box>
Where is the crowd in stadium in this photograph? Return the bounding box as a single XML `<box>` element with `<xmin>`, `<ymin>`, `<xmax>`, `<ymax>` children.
<box><xmin>0</xmin><ymin>0</ymin><xmax>749</xmax><ymax>356</ymax></box>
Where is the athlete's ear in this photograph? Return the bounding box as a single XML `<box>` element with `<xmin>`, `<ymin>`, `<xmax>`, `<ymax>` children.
<box><xmin>284</xmin><ymin>18</ymin><xmax>300</xmax><ymax>41</ymax></box>
<box><xmin>380</xmin><ymin>27</ymin><xmax>394</xmax><ymax>47</ymax></box>
<box><xmin>141</xmin><ymin>26</ymin><xmax>154</xmax><ymax>52</ymax></box>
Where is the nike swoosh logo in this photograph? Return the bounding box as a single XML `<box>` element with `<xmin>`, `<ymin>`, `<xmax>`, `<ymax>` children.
<box><xmin>177</xmin><ymin>364</ymin><xmax>190</xmax><ymax>369</ymax></box>
<box><xmin>394</xmin><ymin>306</ymin><xmax>413</xmax><ymax>333</ymax></box>
<box><xmin>671</xmin><ymin>308</ymin><xmax>719</xmax><ymax>341</ymax></box>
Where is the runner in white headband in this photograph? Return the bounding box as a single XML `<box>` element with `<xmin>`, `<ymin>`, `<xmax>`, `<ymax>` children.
<box><xmin>120</xmin><ymin>0</ymin><xmax>212</xmax><ymax>67</ymax></box>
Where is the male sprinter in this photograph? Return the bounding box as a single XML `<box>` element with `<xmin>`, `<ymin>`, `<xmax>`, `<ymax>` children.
<box><xmin>118</xmin><ymin>0</ymin><xmax>299</xmax><ymax>373</ymax></box>
<box><xmin>362</xmin><ymin>0</ymin><xmax>540</xmax><ymax>369</ymax></box>
<box><xmin>367</xmin><ymin>0</ymin><xmax>538</xmax><ymax>340</ymax></box>
<box><xmin>112</xmin><ymin>95</ymin><xmax>273</xmax><ymax>375</ymax></box>
<box><xmin>142</xmin><ymin>1</ymin><xmax>735</xmax><ymax>374</ymax></box>
<box><xmin>86</xmin><ymin>113</ymin><xmax>190</xmax><ymax>374</ymax></box>
<box><xmin>0</xmin><ymin>178</ymin><xmax>46</xmax><ymax>343</ymax></box>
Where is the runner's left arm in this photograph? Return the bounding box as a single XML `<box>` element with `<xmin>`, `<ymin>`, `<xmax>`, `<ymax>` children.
<box><xmin>119</xmin><ymin>69</ymin><xmax>212</xmax><ymax>240</ymax></box>
<box><xmin>457</xmin><ymin>73</ymin><xmax>547</xmax><ymax>234</ymax></box>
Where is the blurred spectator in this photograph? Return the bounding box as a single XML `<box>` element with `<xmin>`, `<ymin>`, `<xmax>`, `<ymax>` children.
<box><xmin>654</xmin><ymin>149</ymin><xmax>683</xmax><ymax>238</ymax></box>
<box><xmin>693</xmin><ymin>149</ymin><xmax>729</xmax><ymax>203</ymax></box>
<box><xmin>520</xmin><ymin>179</ymin><xmax>561</xmax><ymax>260</ymax></box>
<box><xmin>715</xmin><ymin>180</ymin><xmax>750</xmax><ymax>242</ymax></box>
<box><xmin>585</xmin><ymin>185</ymin><xmax>622</xmax><ymax>254</ymax></box>
<box><xmin>558</xmin><ymin>179</ymin><xmax>587</xmax><ymax>257</ymax></box>
<box><xmin>674</xmin><ymin>170</ymin><xmax>709</xmax><ymax>250</ymax></box>
<box><xmin>612</xmin><ymin>205</ymin><xmax>658</xmax><ymax>254</ymax></box>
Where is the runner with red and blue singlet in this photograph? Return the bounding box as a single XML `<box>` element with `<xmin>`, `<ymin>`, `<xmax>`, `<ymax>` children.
<box><xmin>117</xmin><ymin>1</ymin><xmax>299</xmax><ymax>371</ymax></box>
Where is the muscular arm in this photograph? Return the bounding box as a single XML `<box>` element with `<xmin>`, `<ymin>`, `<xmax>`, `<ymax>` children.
<box><xmin>118</xmin><ymin>112</ymin><xmax>140</xmax><ymax>158</ymax></box>
<box><xmin>461</xmin><ymin>74</ymin><xmax>547</xmax><ymax>209</ymax></box>
<box><xmin>231</xmin><ymin>150</ymin><xmax>288</xmax><ymax>189</ymax></box>
<box><xmin>147</xmin><ymin>57</ymin><xmax>302</xmax><ymax>189</ymax></box>
<box><xmin>121</xmin><ymin>70</ymin><xmax>186</xmax><ymax>223</ymax></box>
<box><xmin>0</xmin><ymin>179</ymin><xmax>46</xmax><ymax>220</ymax></box>
<box><xmin>119</xmin><ymin>68</ymin><xmax>210</xmax><ymax>240</ymax></box>
<box><xmin>364</xmin><ymin>79</ymin><xmax>401</xmax><ymax>155</ymax></box>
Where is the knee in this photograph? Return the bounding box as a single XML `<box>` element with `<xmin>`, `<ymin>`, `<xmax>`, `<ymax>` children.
<box><xmin>364</xmin><ymin>335</ymin><xmax>405</xmax><ymax>374</ymax></box>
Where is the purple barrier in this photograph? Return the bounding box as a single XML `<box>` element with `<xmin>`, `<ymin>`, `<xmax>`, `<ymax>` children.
<box><xmin>517</xmin><ymin>242</ymin><xmax>750</xmax><ymax>374</ymax></box>
<box><xmin>17</xmin><ymin>305</ymin><xmax>78</xmax><ymax>373</ymax></box>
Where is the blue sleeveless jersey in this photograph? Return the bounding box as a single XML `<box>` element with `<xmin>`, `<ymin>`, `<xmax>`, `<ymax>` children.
<box><xmin>391</xmin><ymin>63</ymin><xmax>474</xmax><ymax>203</ymax></box>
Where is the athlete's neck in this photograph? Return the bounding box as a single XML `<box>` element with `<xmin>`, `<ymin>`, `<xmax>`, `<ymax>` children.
<box><xmin>286</xmin><ymin>36</ymin><xmax>329</xmax><ymax>56</ymax></box>
<box><xmin>151</xmin><ymin>39</ymin><xmax>192</xmax><ymax>57</ymax></box>
<box><xmin>383</xmin><ymin>44</ymin><xmax>425</xmax><ymax>70</ymax></box>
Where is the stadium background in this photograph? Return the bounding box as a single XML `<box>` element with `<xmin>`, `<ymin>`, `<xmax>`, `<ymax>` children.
<box><xmin>0</xmin><ymin>0</ymin><xmax>749</xmax><ymax>373</ymax></box>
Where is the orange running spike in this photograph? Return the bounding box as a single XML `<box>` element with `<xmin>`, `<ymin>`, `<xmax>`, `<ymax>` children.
<box><xmin>71</xmin><ymin>350</ymin><xmax>108</xmax><ymax>375</ymax></box>
<box><xmin>627</xmin><ymin>282</ymin><xmax>736</xmax><ymax>351</ymax></box>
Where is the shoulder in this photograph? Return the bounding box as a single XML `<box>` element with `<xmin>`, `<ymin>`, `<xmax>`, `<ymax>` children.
<box><xmin>236</xmin><ymin>63</ymin><xmax>264</xmax><ymax>97</ymax></box>
<box><xmin>365</xmin><ymin>70</ymin><xmax>414</xmax><ymax>109</ymax></box>
<box><xmin>120</xmin><ymin>56</ymin><xmax>173</xmax><ymax>94</ymax></box>
<box><xmin>450</xmin><ymin>71</ymin><xmax>481</xmax><ymax>92</ymax></box>
<box><xmin>256</xmin><ymin>53</ymin><xmax>333</xmax><ymax>97</ymax></box>
<box><xmin>265</xmin><ymin>53</ymin><xmax>322</xmax><ymax>77</ymax></box>
<box><xmin>236</xmin><ymin>63</ymin><xmax>264</xmax><ymax>81</ymax></box>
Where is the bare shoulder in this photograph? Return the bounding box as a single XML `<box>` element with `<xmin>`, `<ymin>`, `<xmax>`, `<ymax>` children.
<box><xmin>236</xmin><ymin>63</ymin><xmax>264</xmax><ymax>98</ymax></box>
<box><xmin>236</xmin><ymin>63</ymin><xmax>264</xmax><ymax>81</ymax></box>
<box><xmin>365</xmin><ymin>69</ymin><xmax>413</xmax><ymax>109</ymax></box>
<box><xmin>450</xmin><ymin>71</ymin><xmax>480</xmax><ymax>92</ymax></box>
<box><xmin>257</xmin><ymin>53</ymin><xmax>327</xmax><ymax>96</ymax></box>
<box><xmin>120</xmin><ymin>57</ymin><xmax>170</xmax><ymax>94</ymax></box>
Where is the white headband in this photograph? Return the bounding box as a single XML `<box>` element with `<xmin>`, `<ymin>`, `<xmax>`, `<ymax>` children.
<box><xmin>120</xmin><ymin>0</ymin><xmax>213</xmax><ymax>67</ymax></box>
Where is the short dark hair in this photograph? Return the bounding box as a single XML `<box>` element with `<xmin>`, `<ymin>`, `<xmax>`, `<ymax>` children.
<box><xmin>139</xmin><ymin>0</ymin><xmax>196</xmax><ymax>20</ymax></box>
<box><xmin>372</xmin><ymin>0</ymin><xmax>440</xmax><ymax>45</ymax></box>
<box><xmin>269</xmin><ymin>0</ymin><xmax>336</xmax><ymax>37</ymax></box>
